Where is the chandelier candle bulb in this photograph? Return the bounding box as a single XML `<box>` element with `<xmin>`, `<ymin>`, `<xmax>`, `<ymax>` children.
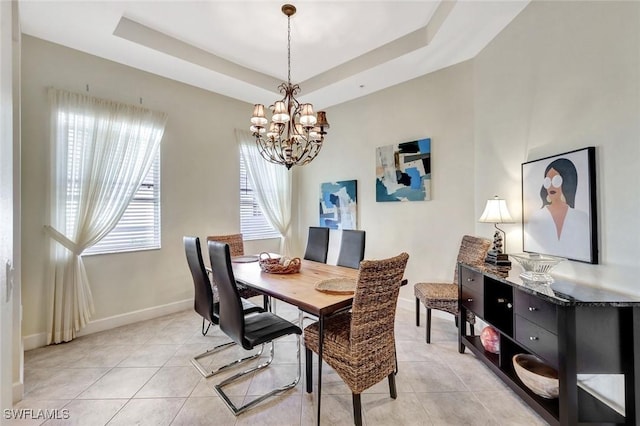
<box><xmin>249</xmin><ymin>3</ymin><xmax>329</xmax><ymax>169</ymax></box>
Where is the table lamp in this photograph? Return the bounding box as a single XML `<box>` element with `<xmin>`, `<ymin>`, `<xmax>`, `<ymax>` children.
<box><xmin>478</xmin><ymin>195</ymin><xmax>515</xmax><ymax>266</ymax></box>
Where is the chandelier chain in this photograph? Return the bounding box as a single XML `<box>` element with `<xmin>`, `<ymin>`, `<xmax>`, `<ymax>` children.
<box><xmin>287</xmin><ymin>14</ymin><xmax>291</xmax><ymax>84</ymax></box>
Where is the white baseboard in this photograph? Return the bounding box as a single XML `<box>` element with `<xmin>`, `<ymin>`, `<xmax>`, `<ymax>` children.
<box><xmin>23</xmin><ymin>299</ymin><xmax>192</xmax><ymax>351</ymax></box>
<box><xmin>398</xmin><ymin>295</ymin><xmax>415</xmax><ymax>312</ymax></box>
<box><xmin>13</xmin><ymin>382</ymin><xmax>23</xmax><ymax>404</ymax></box>
<box><xmin>398</xmin><ymin>295</ymin><xmax>451</xmax><ymax>320</ymax></box>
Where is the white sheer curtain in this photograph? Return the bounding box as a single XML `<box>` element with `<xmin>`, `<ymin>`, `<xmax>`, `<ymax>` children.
<box><xmin>46</xmin><ymin>88</ymin><xmax>167</xmax><ymax>344</ymax></box>
<box><xmin>236</xmin><ymin>129</ymin><xmax>293</xmax><ymax>256</ymax></box>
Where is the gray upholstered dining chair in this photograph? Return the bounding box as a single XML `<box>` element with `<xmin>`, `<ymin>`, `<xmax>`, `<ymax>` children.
<box><xmin>208</xmin><ymin>240</ymin><xmax>302</xmax><ymax>415</ymax></box>
<box><xmin>303</xmin><ymin>226</ymin><xmax>330</xmax><ymax>263</ymax></box>
<box><xmin>304</xmin><ymin>252</ymin><xmax>409</xmax><ymax>426</ymax></box>
<box><xmin>183</xmin><ymin>236</ymin><xmax>264</xmax><ymax>377</ymax></box>
<box><xmin>336</xmin><ymin>229</ymin><xmax>366</xmax><ymax>269</ymax></box>
<box><xmin>413</xmin><ymin>235</ymin><xmax>491</xmax><ymax>343</ymax></box>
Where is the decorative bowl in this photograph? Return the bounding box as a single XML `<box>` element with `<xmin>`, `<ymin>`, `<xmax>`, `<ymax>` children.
<box><xmin>509</xmin><ymin>253</ymin><xmax>566</xmax><ymax>283</ymax></box>
<box><xmin>480</xmin><ymin>326</ymin><xmax>500</xmax><ymax>354</ymax></box>
<box><xmin>512</xmin><ymin>354</ymin><xmax>559</xmax><ymax>399</ymax></box>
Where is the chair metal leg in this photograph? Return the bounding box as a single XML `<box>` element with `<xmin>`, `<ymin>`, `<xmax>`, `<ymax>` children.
<box><xmin>202</xmin><ymin>318</ymin><xmax>213</xmax><ymax>336</ymax></box>
<box><xmin>352</xmin><ymin>394</ymin><xmax>362</xmax><ymax>426</ymax></box>
<box><xmin>426</xmin><ymin>308</ymin><xmax>432</xmax><ymax>343</ymax></box>
<box><xmin>214</xmin><ymin>334</ymin><xmax>302</xmax><ymax>416</ymax></box>
<box><xmin>191</xmin><ymin>341</ymin><xmax>264</xmax><ymax>378</ymax></box>
<box><xmin>469</xmin><ymin>323</ymin><xmax>475</xmax><ymax>336</ymax></box>
<box><xmin>388</xmin><ymin>373</ymin><xmax>397</xmax><ymax>399</ymax></box>
<box><xmin>415</xmin><ymin>298</ymin><xmax>420</xmax><ymax>326</ymax></box>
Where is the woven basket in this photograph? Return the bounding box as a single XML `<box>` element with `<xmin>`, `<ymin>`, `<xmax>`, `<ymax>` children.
<box><xmin>258</xmin><ymin>252</ymin><xmax>301</xmax><ymax>274</ymax></box>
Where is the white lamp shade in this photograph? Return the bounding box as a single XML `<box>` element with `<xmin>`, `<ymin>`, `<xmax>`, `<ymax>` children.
<box><xmin>299</xmin><ymin>103</ymin><xmax>317</xmax><ymax>127</ymax></box>
<box><xmin>272</xmin><ymin>101</ymin><xmax>290</xmax><ymax>124</ymax></box>
<box><xmin>478</xmin><ymin>196</ymin><xmax>514</xmax><ymax>224</ymax></box>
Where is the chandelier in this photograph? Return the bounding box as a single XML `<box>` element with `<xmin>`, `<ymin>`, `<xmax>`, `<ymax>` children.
<box><xmin>250</xmin><ymin>4</ymin><xmax>329</xmax><ymax>170</ymax></box>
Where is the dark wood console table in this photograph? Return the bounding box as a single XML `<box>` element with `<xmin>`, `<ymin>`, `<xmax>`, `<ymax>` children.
<box><xmin>458</xmin><ymin>262</ymin><xmax>640</xmax><ymax>425</ymax></box>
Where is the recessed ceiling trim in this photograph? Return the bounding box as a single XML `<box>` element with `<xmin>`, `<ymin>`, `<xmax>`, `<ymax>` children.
<box><xmin>113</xmin><ymin>16</ymin><xmax>282</xmax><ymax>94</ymax></box>
<box><xmin>299</xmin><ymin>0</ymin><xmax>455</xmax><ymax>95</ymax></box>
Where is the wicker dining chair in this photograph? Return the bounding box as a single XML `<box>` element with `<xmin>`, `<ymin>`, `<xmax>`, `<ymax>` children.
<box><xmin>413</xmin><ymin>235</ymin><xmax>491</xmax><ymax>343</ymax></box>
<box><xmin>207</xmin><ymin>233</ymin><xmax>267</xmax><ymax>307</ymax></box>
<box><xmin>304</xmin><ymin>252</ymin><xmax>409</xmax><ymax>426</ymax></box>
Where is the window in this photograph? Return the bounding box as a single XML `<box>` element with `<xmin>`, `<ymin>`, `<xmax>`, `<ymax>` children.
<box><xmin>84</xmin><ymin>151</ymin><xmax>161</xmax><ymax>255</ymax></box>
<box><xmin>240</xmin><ymin>154</ymin><xmax>280</xmax><ymax>240</ymax></box>
<box><xmin>60</xmin><ymin>111</ymin><xmax>161</xmax><ymax>255</ymax></box>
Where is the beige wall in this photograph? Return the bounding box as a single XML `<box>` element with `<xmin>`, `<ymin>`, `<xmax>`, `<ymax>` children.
<box><xmin>20</xmin><ymin>36</ymin><xmax>278</xmax><ymax>339</ymax></box>
<box><xmin>473</xmin><ymin>0</ymin><xmax>640</xmax><ymax>295</ymax></box>
<box><xmin>296</xmin><ymin>61</ymin><xmax>476</xmax><ymax>304</ymax></box>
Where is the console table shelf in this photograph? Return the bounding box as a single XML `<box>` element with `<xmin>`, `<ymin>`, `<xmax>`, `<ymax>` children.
<box><xmin>458</xmin><ymin>263</ymin><xmax>640</xmax><ymax>425</ymax></box>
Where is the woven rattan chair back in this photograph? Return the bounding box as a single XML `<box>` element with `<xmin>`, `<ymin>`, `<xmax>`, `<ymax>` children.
<box><xmin>452</xmin><ymin>235</ymin><xmax>493</xmax><ymax>284</ymax></box>
<box><xmin>207</xmin><ymin>234</ymin><xmax>244</xmax><ymax>257</ymax></box>
<box><xmin>349</xmin><ymin>252</ymin><xmax>409</xmax><ymax>388</ymax></box>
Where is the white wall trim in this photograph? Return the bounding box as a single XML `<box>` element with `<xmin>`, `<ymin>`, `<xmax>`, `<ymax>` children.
<box><xmin>398</xmin><ymin>295</ymin><xmax>453</xmax><ymax>321</ymax></box>
<box><xmin>12</xmin><ymin>381</ymin><xmax>23</xmax><ymax>404</ymax></box>
<box><xmin>398</xmin><ymin>295</ymin><xmax>414</xmax><ymax>312</ymax></box>
<box><xmin>23</xmin><ymin>298</ymin><xmax>192</xmax><ymax>351</ymax></box>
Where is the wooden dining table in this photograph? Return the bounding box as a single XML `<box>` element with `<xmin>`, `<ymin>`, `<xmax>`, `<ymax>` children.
<box><xmin>232</xmin><ymin>257</ymin><xmax>359</xmax><ymax>425</ymax></box>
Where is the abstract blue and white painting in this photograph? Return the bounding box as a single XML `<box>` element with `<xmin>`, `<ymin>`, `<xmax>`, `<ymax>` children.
<box><xmin>376</xmin><ymin>138</ymin><xmax>431</xmax><ymax>202</ymax></box>
<box><xmin>319</xmin><ymin>180</ymin><xmax>357</xmax><ymax>229</ymax></box>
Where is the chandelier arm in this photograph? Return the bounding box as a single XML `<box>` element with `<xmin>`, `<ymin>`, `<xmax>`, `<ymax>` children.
<box><xmin>256</xmin><ymin>137</ymin><xmax>286</xmax><ymax>165</ymax></box>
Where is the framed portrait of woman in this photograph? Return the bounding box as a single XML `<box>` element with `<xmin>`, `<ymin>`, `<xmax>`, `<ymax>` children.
<box><xmin>521</xmin><ymin>147</ymin><xmax>598</xmax><ymax>264</ymax></box>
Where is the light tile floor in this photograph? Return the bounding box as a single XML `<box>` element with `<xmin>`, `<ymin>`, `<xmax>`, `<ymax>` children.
<box><xmin>14</xmin><ymin>301</ymin><xmax>547</xmax><ymax>425</ymax></box>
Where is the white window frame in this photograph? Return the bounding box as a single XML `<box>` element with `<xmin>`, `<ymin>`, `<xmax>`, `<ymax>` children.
<box><xmin>240</xmin><ymin>154</ymin><xmax>280</xmax><ymax>240</ymax></box>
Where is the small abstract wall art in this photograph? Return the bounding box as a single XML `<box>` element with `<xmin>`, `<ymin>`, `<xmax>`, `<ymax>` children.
<box><xmin>319</xmin><ymin>180</ymin><xmax>357</xmax><ymax>229</ymax></box>
<box><xmin>376</xmin><ymin>138</ymin><xmax>431</xmax><ymax>202</ymax></box>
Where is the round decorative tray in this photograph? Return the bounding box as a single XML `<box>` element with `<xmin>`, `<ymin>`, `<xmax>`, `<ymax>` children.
<box><xmin>315</xmin><ymin>278</ymin><xmax>356</xmax><ymax>295</ymax></box>
<box><xmin>258</xmin><ymin>252</ymin><xmax>301</xmax><ymax>274</ymax></box>
<box><xmin>231</xmin><ymin>255</ymin><xmax>259</xmax><ymax>263</ymax></box>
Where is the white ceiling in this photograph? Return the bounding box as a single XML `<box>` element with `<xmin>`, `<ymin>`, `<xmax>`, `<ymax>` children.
<box><xmin>19</xmin><ymin>0</ymin><xmax>530</xmax><ymax>109</ymax></box>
